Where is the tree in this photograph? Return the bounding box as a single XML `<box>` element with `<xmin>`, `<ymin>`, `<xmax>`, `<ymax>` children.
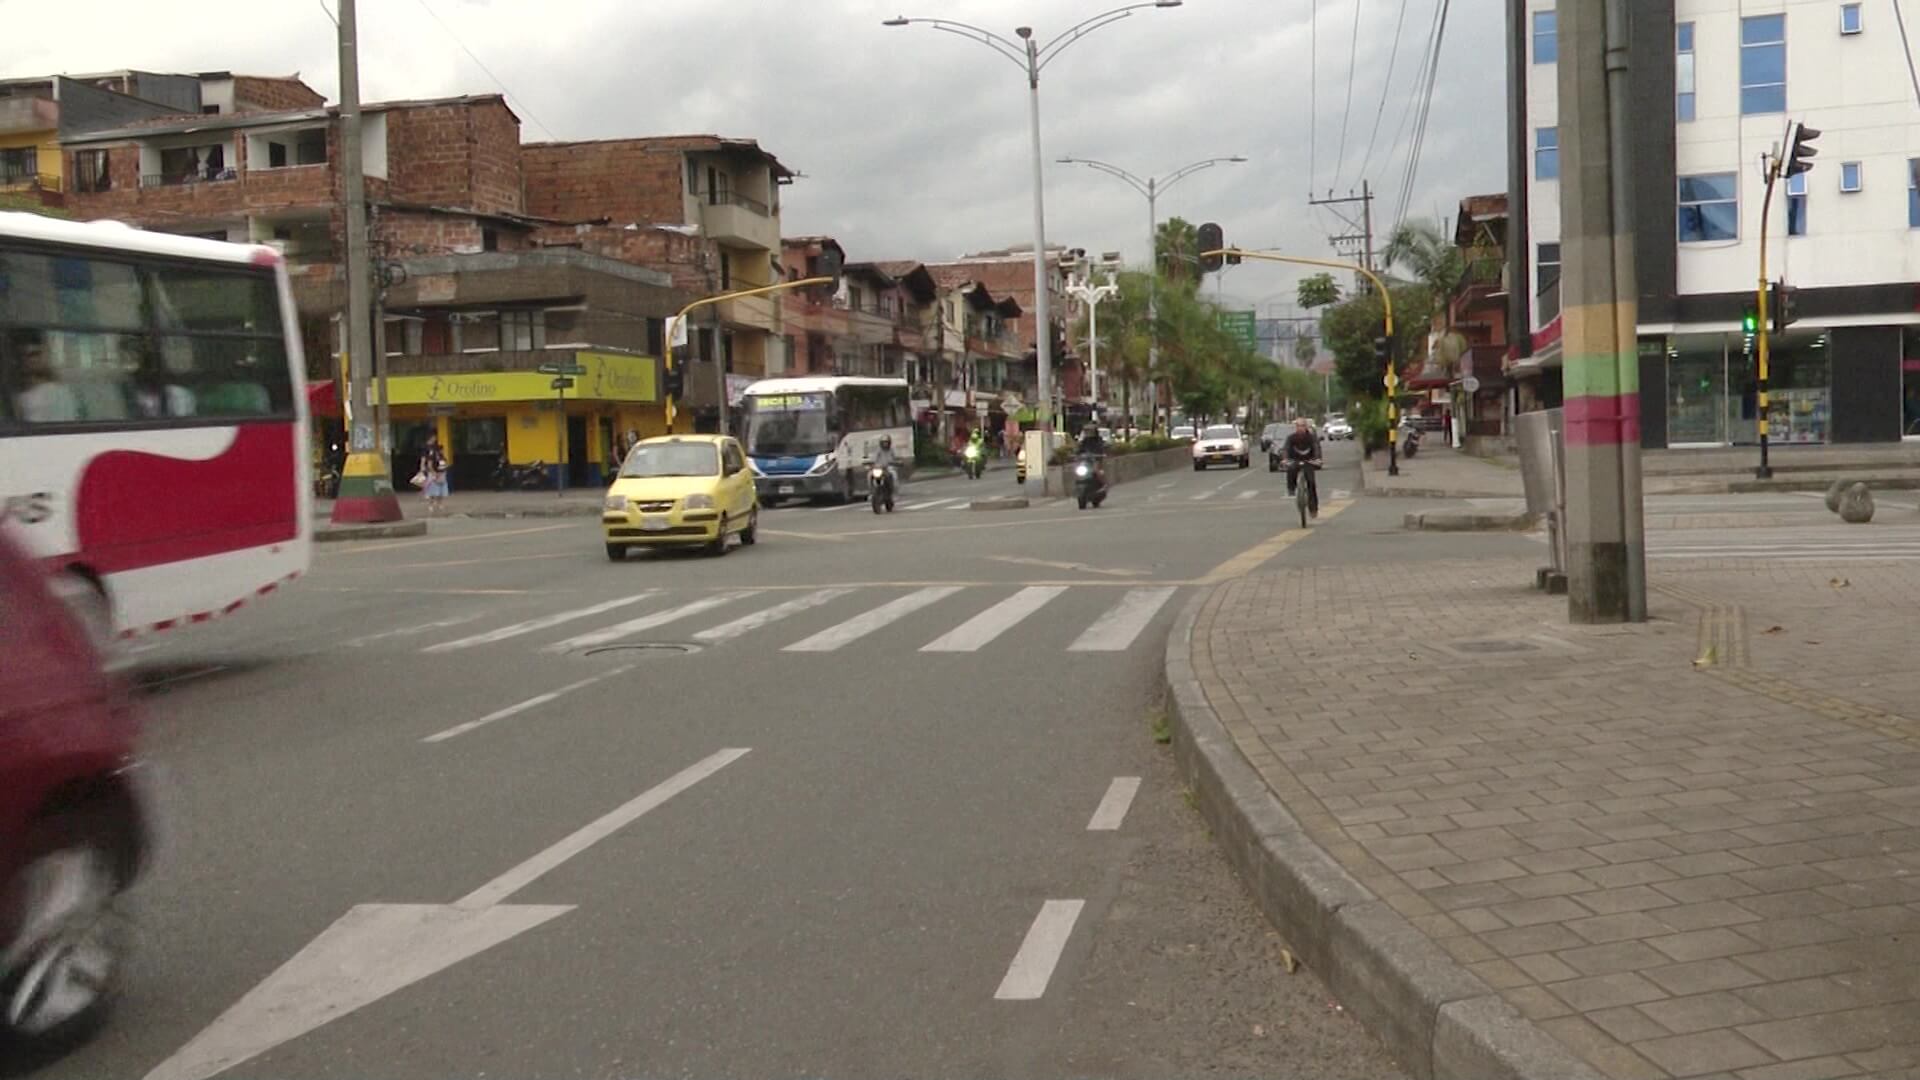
<box><xmin>1297</xmin><ymin>272</ymin><xmax>1341</xmax><ymax>309</ymax></box>
<box><xmin>1380</xmin><ymin>219</ymin><xmax>1465</xmax><ymax>300</ymax></box>
<box><xmin>1318</xmin><ymin>281</ymin><xmax>1434</xmax><ymax>401</ymax></box>
<box><xmin>1293</xmin><ymin>332</ymin><xmax>1318</xmax><ymax>367</ymax></box>
<box><xmin>1155</xmin><ymin>217</ymin><xmax>1201</xmax><ymax>282</ymax></box>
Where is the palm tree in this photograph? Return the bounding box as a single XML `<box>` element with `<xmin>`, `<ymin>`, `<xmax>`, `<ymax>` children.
<box><xmin>1155</xmin><ymin>217</ymin><xmax>1201</xmax><ymax>282</ymax></box>
<box><xmin>1379</xmin><ymin>219</ymin><xmax>1464</xmax><ymax>297</ymax></box>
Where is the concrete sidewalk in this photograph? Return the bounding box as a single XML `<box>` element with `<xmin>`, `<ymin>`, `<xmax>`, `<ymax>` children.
<box><xmin>1169</xmin><ymin>555</ymin><xmax>1920</xmax><ymax>1080</ymax></box>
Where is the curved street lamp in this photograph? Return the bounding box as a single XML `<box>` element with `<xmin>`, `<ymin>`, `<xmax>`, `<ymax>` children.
<box><xmin>1056</xmin><ymin>154</ymin><xmax>1246</xmax><ymax>429</ymax></box>
<box><xmin>884</xmin><ymin>2</ymin><xmax>1183</xmax><ymax>432</ymax></box>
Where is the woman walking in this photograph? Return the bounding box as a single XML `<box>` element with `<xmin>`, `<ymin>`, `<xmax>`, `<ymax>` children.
<box><xmin>419</xmin><ymin>436</ymin><xmax>450</xmax><ymax>515</ymax></box>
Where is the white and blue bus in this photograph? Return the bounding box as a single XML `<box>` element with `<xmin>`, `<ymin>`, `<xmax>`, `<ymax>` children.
<box><xmin>741</xmin><ymin>376</ymin><xmax>913</xmax><ymax>504</ymax></box>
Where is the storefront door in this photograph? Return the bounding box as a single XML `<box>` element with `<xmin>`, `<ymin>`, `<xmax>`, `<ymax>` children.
<box><xmin>1666</xmin><ymin>335</ymin><xmax>1726</xmax><ymax>445</ymax></box>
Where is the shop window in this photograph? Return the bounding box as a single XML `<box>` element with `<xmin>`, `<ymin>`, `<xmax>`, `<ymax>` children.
<box><xmin>1676</xmin><ymin>22</ymin><xmax>1696</xmax><ymax>121</ymax></box>
<box><xmin>1535</xmin><ymin>128</ymin><xmax>1559</xmax><ymax>180</ymax></box>
<box><xmin>1786</xmin><ymin>172</ymin><xmax>1807</xmax><ymax>236</ymax></box>
<box><xmin>1740</xmin><ymin>14</ymin><xmax>1787</xmax><ymax>114</ymax></box>
<box><xmin>1533</xmin><ymin>10</ymin><xmax>1556</xmax><ymax>63</ymax></box>
<box><xmin>1678</xmin><ymin>173</ymin><xmax>1738</xmax><ymax>242</ymax></box>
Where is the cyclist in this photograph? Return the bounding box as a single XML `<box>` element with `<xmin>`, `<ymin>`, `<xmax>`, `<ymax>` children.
<box><xmin>1281</xmin><ymin>417</ymin><xmax>1322</xmax><ymax>518</ymax></box>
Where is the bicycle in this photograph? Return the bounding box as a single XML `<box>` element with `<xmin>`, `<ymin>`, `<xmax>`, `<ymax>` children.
<box><xmin>1293</xmin><ymin>459</ymin><xmax>1321</xmax><ymax>529</ymax></box>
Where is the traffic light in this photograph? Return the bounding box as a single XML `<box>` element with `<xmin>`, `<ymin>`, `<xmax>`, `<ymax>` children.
<box><xmin>662</xmin><ymin>363</ymin><xmax>685</xmax><ymax>401</ymax></box>
<box><xmin>1373</xmin><ymin>335</ymin><xmax>1392</xmax><ymax>366</ymax></box>
<box><xmin>1783</xmin><ymin>121</ymin><xmax>1821</xmax><ymax>178</ymax></box>
<box><xmin>1772</xmin><ymin>280</ymin><xmax>1800</xmax><ymax>334</ymax></box>
<box><xmin>1197</xmin><ymin>222</ymin><xmax>1224</xmax><ymax>273</ymax></box>
<box><xmin>1741</xmin><ymin>305</ymin><xmax>1759</xmax><ymax>335</ymax></box>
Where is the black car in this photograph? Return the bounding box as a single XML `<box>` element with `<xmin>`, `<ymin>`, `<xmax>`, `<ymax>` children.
<box><xmin>1258</xmin><ymin>422</ymin><xmax>1286</xmax><ymax>454</ymax></box>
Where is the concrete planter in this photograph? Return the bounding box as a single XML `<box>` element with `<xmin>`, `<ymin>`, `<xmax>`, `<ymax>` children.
<box><xmin>1042</xmin><ymin>445</ymin><xmax>1192</xmax><ymax>497</ymax></box>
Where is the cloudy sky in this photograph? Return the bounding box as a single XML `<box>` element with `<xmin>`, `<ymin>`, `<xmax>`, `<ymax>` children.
<box><xmin>6</xmin><ymin>0</ymin><xmax>1507</xmax><ymax>313</ymax></box>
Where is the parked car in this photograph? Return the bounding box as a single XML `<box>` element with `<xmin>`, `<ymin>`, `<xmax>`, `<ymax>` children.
<box><xmin>1259</xmin><ymin>422</ymin><xmax>1287</xmax><ymax>453</ymax></box>
<box><xmin>0</xmin><ymin>529</ymin><xmax>151</xmax><ymax>1059</ymax></box>
<box><xmin>1170</xmin><ymin>425</ymin><xmax>1197</xmax><ymax>441</ymax></box>
<box><xmin>1322</xmin><ymin>415</ymin><xmax>1354</xmax><ymax>441</ymax></box>
<box><xmin>1192</xmin><ymin>424</ymin><xmax>1250</xmax><ymax>470</ymax></box>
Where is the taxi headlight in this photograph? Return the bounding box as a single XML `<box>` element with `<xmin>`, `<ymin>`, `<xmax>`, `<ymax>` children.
<box><xmin>682</xmin><ymin>494</ymin><xmax>716</xmax><ymax>510</ymax></box>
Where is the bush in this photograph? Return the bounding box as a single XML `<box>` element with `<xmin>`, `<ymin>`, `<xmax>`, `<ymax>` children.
<box><xmin>914</xmin><ymin>438</ymin><xmax>951</xmax><ymax>468</ymax></box>
<box><xmin>1351</xmin><ymin>399</ymin><xmax>1390</xmax><ymax>452</ymax></box>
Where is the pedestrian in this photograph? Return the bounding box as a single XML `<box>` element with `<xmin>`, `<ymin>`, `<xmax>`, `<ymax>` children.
<box><xmin>417</xmin><ymin>435</ymin><xmax>450</xmax><ymax>515</ymax></box>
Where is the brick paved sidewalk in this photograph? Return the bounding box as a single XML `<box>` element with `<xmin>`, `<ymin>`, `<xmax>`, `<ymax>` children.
<box><xmin>1187</xmin><ymin>557</ymin><xmax>1920</xmax><ymax>1079</ymax></box>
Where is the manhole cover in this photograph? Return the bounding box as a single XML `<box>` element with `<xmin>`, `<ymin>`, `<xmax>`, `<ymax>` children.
<box><xmin>1451</xmin><ymin>639</ymin><xmax>1540</xmax><ymax>654</ymax></box>
<box><xmin>580</xmin><ymin>642</ymin><xmax>702</xmax><ymax>659</ymax></box>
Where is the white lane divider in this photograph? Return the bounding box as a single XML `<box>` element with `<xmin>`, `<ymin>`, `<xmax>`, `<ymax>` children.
<box><xmin>995</xmin><ymin>899</ymin><xmax>1086</xmax><ymax>1000</ymax></box>
<box><xmin>424</xmin><ymin>593</ymin><xmax>657</xmax><ymax>653</ymax></box>
<box><xmin>905</xmin><ymin>497</ymin><xmax>963</xmax><ymax>512</ymax></box>
<box><xmin>1068</xmin><ymin>587</ymin><xmax>1179</xmax><ymax>652</ymax></box>
<box><xmin>920</xmin><ymin>586</ymin><xmax>1066</xmax><ymax>653</ymax></box>
<box><xmin>1189</xmin><ymin>490</ymin><xmax>1215</xmax><ymax>501</ymax></box>
<box><xmin>543</xmin><ymin>591</ymin><xmax>758</xmax><ymax>653</ymax></box>
<box><xmin>1086</xmin><ymin>777</ymin><xmax>1142</xmax><ymax>830</ymax></box>
<box><xmin>344</xmin><ymin>612</ymin><xmax>485</xmax><ymax>647</ymax></box>
<box><xmin>784</xmin><ymin>586</ymin><xmax>962</xmax><ymax>652</ymax></box>
<box><xmin>423</xmin><ymin>666</ymin><xmax>635</xmax><ymax>743</ymax></box>
<box><xmin>693</xmin><ymin>587</ymin><xmax>855</xmax><ymax>643</ymax></box>
<box><xmin>1236</xmin><ymin>490</ymin><xmax>1260</xmax><ymax>501</ymax></box>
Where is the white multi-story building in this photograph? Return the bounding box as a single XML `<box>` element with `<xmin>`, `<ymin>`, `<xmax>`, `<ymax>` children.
<box><xmin>1519</xmin><ymin>0</ymin><xmax>1920</xmax><ymax>446</ymax></box>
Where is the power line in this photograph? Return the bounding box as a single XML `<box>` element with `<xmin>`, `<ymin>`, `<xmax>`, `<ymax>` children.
<box><xmin>1309</xmin><ymin>0</ymin><xmax>1319</xmax><ymax>192</ymax></box>
<box><xmin>1333</xmin><ymin>0</ymin><xmax>1365</xmax><ymax>187</ymax></box>
<box><xmin>409</xmin><ymin>0</ymin><xmax>560</xmax><ymax>141</ymax></box>
<box><xmin>1356</xmin><ymin>0</ymin><xmax>1412</xmax><ymax>186</ymax></box>
<box><xmin>1392</xmin><ymin>0</ymin><xmax>1451</xmax><ymax>229</ymax></box>
<box><xmin>1375</xmin><ymin>0</ymin><xmax>1441</xmax><ymax>213</ymax></box>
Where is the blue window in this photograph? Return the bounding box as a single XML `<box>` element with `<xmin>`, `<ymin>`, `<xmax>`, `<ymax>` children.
<box><xmin>1678</xmin><ymin>173</ymin><xmax>1738</xmax><ymax>242</ymax></box>
<box><xmin>1909</xmin><ymin>160</ymin><xmax>1919</xmax><ymax>226</ymax></box>
<box><xmin>1741</xmin><ymin>14</ymin><xmax>1787</xmax><ymax>114</ymax></box>
<box><xmin>1535</xmin><ymin>127</ymin><xmax>1559</xmax><ymax>180</ymax></box>
<box><xmin>1676</xmin><ymin>22</ymin><xmax>1697</xmax><ymax>121</ymax></box>
<box><xmin>1842</xmin><ymin>3</ymin><xmax>1863</xmax><ymax>34</ymax></box>
<box><xmin>1533</xmin><ymin>10</ymin><xmax>1557</xmax><ymax>63</ymax></box>
<box><xmin>1786</xmin><ymin>172</ymin><xmax>1807</xmax><ymax>236</ymax></box>
<box><xmin>1842</xmin><ymin>161</ymin><xmax>1863</xmax><ymax>193</ymax></box>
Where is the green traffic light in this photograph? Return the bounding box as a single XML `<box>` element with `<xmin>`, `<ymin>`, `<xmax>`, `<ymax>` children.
<box><xmin>1742</xmin><ymin>312</ymin><xmax>1758</xmax><ymax>334</ymax></box>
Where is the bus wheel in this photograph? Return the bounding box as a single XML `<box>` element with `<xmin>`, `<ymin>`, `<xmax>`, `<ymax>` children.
<box><xmin>49</xmin><ymin>572</ymin><xmax>116</xmax><ymax>658</ymax></box>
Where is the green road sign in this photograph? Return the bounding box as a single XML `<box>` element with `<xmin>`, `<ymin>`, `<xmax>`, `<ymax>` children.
<box><xmin>1218</xmin><ymin>310</ymin><xmax>1257</xmax><ymax>350</ymax></box>
<box><xmin>537</xmin><ymin>361</ymin><xmax>587</xmax><ymax>376</ymax></box>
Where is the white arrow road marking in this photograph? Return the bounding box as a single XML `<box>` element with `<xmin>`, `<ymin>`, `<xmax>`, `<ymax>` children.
<box><xmin>141</xmin><ymin>748</ymin><xmax>749</xmax><ymax>1080</ymax></box>
<box><xmin>995</xmin><ymin>899</ymin><xmax>1085</xmax><ymax>1000</ymax></box>
<box><xmin>1087</xmin><ymin>777</ymin><xmax>1142</xmax><ymax>831</ymax></box>
<box><xmin>421</xmin><ymin>666</ymin><xmax>635</xmax><ymax>743</ymax></box>
<box><xmin>423</xmin><ymin>592</ymin><xmax>658</xmax><ymax>653</ymax></box>
<box><xmin>542</xmin><ymin>591</ymin><xmax>758</xmax><ymax>653</ymax></box>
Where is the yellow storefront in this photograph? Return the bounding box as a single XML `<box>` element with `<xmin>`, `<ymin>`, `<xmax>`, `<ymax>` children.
<box><xmin>378</xmin><ymin>352</ymin><xmax>663</xmax><ymax>489</ymax></box>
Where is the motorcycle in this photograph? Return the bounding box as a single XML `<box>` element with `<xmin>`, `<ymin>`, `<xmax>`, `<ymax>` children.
<box><xmin>962</xmin><ymin>442</ymin><xmax>985</xmax><ymax>479</ymax></box>
<box><xmin>313</xmin><ymin>466</ymin><xmax>341</xmax><ymax>499</ymax></box>
<box><xmin>868</xmin><ymin>464</ymin><xmax>896</xmax><ymax>514</ymax></box>
<box><xmin>1073</xmin><ymin>454</ymin><xmax>1108</xmax><ymax>511</ymax></box>
<box><xmin>492</xmin><ymin>458</ymin><xmax>549</xmax><ymax>490</ymax></box>
<box><xmin>1399</xmin><ymin>421</ymin><xmax>1423</xmax><ymax>459</ymax></box>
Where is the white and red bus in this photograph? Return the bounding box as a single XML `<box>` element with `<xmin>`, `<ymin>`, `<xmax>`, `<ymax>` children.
<box><xmin>0</xmin><ymin>211</ymin><xmax>310</xmax><ymax>639</ymax></box>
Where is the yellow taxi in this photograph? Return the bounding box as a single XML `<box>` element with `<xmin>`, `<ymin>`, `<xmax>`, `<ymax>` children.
<box><xmin>602</xmin><ymin>434</ymin><xmax>759</xmax><ymax>560</ymax></box>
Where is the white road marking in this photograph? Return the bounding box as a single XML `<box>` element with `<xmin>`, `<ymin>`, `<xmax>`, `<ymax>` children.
<box><xmin>142</xmin><ymin>749</ymin><xmax>750</xmax><ymax>1080</ymax></box>
<box><xmin>459</xmin><ymin>748</ymin><xmax>752</xmax><ymax>908</ymax></box>
<box><xmin>1087</xmin><ymin>777</ymin><xmax>1143</xmax><ymax>831</ymax></box>
<box><xmin>814</xmin><ymin>500</ymin><xmax>864</xmax><ymax>512</ymax></box>
<box><xmin>422</xmin><ymin>666</ymin><xmax>635</xmax><ymax>743</ymax></box>
<box><xmin>344</xmin><ymin>613</ymin><xmax>486</xmax><ymax>648</ymax></box>
<box><xmin>994</xmin><ymin>899</ymin><xmax>1086</xmax><ymax>1001</ymax></box>
<box><xmin>984</xmin><ymin>555</ymin><xmax>1146</xmax><ymax>578</ymax></box>
<box><xmin>543</xmin><ymin>592</ymin><xmax>757</xmax><ymax>653</ymax></box>
<box><xmin>1069</xmin><ymin>587</ymin><xmax>1179</xmax><ymax>652</ymax></box>
<box><xmin>920</xmin><ymin>586</ymin><xmax>1066</xmax><ymax>652</ymax></box>
<box><xmin>1156</xmin><ymin>481</ymin><xmax>1177</xmax><ymax>489</ymax></box>
<box><xmin>423</xmin><ymin>593</ymin><xmax>658</xmax><ymax>653</ymax></box>
<box><xmin>1189</xmin><ymin>489</ymin><xmax>1215</xmax><ymax>501</ymax></box>
<box><xmin>906</xmin><ymin>497</ymin><xmax>963</xmax><ymax>512</ymax></box>
<box><xmin>784</xmin><ymin>586</ymin><xmax>963</xmax><ymax>652</ymax></box>
<box><xmin>692</xmin><ymin>588</ymin><xmax>856</xmax><ymax>643</ymax></box>
<box><xmin>1237</xmin><ymin>490</ymin><xmax>1260</xmax><ymax>501</ymax></box>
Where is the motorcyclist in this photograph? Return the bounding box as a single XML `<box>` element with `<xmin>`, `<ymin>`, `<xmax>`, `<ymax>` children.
<box><xmin>1076</xmin><ymin>425</ymin><xmax>1108</xmax><ymax>488</ymax></box>
<box><xmin>965</xmin><ymin>427</ymin><xmax>986</xmax><ymax>473</ymax></box>
<box><xmin>871</xmin><ymin>434</ymin><xmax>898</xmax><ymax>492</ymax></box>
<box><xmin>1282</xmin><ymin>417</ymin><xmax>1322</xmax><ymax>517</ymax></box>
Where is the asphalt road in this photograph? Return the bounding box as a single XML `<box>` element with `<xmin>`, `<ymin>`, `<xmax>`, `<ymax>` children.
<box><xmin>36</xmin><ymin>442</ymin><xmax>1409</xmax><ymax>1080</ymax></box>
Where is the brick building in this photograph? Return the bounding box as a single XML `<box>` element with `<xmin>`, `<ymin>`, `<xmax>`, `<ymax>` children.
<box><xmin>924</xmin><ymin>247</ymin><xmax>1082</xmax><ymax>415</ymax></box>
<box><xmin>58</xmin><ymin>93</ymin><xmax>689</xmax><ymax>487</ymax></box>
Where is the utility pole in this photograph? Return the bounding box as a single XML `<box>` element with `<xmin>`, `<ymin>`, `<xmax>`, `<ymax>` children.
<box><xmin>1309</xmin><ymin>184</ymin><xmax>1377</xmax><ymax>274</ymax></box>
<box><xmin>1556</xmin><ymin>0</ymin><xmax>1646</xmax><ymax>623</ymax></box>
<box><xmin>327</xmin><ymin>0</ymin><xmax>402</xmax><ymax>524</ymax></box>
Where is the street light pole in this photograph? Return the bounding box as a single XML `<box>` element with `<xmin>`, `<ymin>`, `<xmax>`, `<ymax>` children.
<box><xmin>1056</xmin><ymin>153</ymin><xmax>1247</xmax><ymax>432</ymax></box>
<box><xmin>1066</xmin><ymin>278</ymin><xmax>1119</xmax><ymax>408</ymax></box>
<box><xmin>886</xmin><ymin>1</ymin><xmax>1183</xmax><ymax>436</ymax></box>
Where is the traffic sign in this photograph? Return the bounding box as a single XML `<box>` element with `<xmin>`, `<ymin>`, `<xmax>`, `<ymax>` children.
<box><xmin>1462</xmin><ymin>375</ymin><xmax>1481</xmax><ymax>393</ymax></box>
<box><xmin>549</xmin><ymin>377</ymin><xmax>576</xmax><ymax>390</ymax></box>
<box><xmin>537</xmin><ymin>362</ymin><xmax>586</xmax><ymax>376</ymax></box>
<box><xmin>1217</xmin><ymin>310</ymin><xmax>1257</xmax><ymax>350</ymax></box>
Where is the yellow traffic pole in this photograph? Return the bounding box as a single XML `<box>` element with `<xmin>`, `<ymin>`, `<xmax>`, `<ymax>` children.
<box><xmin>1755</xmin><ymin>155</ymin><xmax>1780</xmax><ymax>480</ymax></box>
<box><xmin>663</xmin><ymin>276</ymin><xmax>835</xmax><ymax>434</ymax></box>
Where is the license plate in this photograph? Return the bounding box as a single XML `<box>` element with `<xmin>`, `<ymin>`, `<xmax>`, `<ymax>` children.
<box><xmin>778</xmin><ymin>484</ymin><xmax>795</xmax><ymax>495</ymax></box>
<box><xmin>639</xmin><ymin>517</ymin><xmax>669</xmax><ymax>532</ymax></box>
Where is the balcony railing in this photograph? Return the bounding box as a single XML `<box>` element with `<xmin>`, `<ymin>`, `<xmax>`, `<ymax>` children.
<box><xmin>141</xmin><ymin>170</ymin><xmax>238</xmax><ymax>189</ymax></box>
<box><xmin>0</xmin><ymin>171</ymin><xmax>58</xmax><ymax>191</ymax></box>
<box><xmin>709</xmin><ymin>189</ymin><xmax>769</xmax><ymax>216</ymax></box>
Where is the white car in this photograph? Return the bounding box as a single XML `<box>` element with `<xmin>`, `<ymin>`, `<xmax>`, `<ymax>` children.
<box><xmin>1323</xmin><ymin>416</ymin><xmax>1354</xmax><ymax>441</ymax></box>
<box><xmin>1170</xmin><ymin>425</ymin><xmax>1197</xmax><ymax>441</ymax></box>
<box><xmin>1192</xmin><ymin>424</ymin><xmax>1250</xmax><ymax>470</ymax></box>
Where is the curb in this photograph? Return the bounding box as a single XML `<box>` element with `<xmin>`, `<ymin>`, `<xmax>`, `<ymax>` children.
<box><xmin>455</xmin><ymin>504</ymin><xmax>603</xmax><ymax>519</ymax></box>
<box><xmin>1403</xmin><ymin>510</ymin><xmax>1539</xmax><ymax>532</ymax></box>
<box><xmin>1161</xmin><ymin>588</ymin><xmax>1604</xmax><ymax>1080</ymax></box>
<box><xmin>313</xmin><ymin>520</ymin><xmax>429</xmax><ymax>542</ymax></box>
<box><xmin>969</xmin><ymin>496</ymin><xmax>1029</xmax><ymax>511</ymax></box>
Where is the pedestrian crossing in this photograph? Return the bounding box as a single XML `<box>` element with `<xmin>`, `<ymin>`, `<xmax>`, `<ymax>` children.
<box><xmin>412</xmin><ymin>584</ymin><xmax>1182</xmax><ymax>658</ymax></box>
<box><xmin>1648</xmin><ymin>523</ymin><xmax>1920</xmax><ymax>562</ymax></box>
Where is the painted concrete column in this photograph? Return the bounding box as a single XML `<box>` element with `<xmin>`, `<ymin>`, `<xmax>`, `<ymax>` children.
<box><xmin>1557</xmin><ymin>0</ymin><xmax>1647</xmax><ymax>623</ymax></box>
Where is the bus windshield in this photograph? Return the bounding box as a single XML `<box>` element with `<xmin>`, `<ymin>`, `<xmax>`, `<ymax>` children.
<box><xmin>745</xmin><ymin>392</ymin><xmax>836</xmax><ymax>457</ymax></box>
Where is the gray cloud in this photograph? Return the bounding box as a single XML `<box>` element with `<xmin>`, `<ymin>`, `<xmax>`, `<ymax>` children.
<box><xmin>6</xmin><ymin>0</ymin><xmax>1506</xmax><ymax>310</ymax></box>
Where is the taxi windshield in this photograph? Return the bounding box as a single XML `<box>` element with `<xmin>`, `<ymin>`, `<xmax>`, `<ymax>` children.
<box><xmin>619</xmin><ymin>442</ymin><xmax>719</xmax><ymax>478</ymax></box>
